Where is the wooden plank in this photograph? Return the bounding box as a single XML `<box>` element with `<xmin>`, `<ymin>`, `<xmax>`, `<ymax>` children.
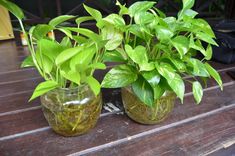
<box><xmin>0</xmin><ymin>69</ymin><xmax>232</xmax><ymax>114</ymax></box>
<box><xmin>0</xmin><ymin>109</ymin><xmax>47</xmax><ymax>137</ymax></box>
<box><xmin>0</xmin><ymin>91</ymin><xmax>40</xmax><ymax>114</ymax></box>
<box><xmin>0</xmin><ymin>42</ymin><xmax>29</xmax><ymax>72</ymax></box>
<box><xmin>0</xmin><ymin>87</ymin><xmax>122</xmax><ymax>137</ymax></box>
<box><xmin>0</xmin><ymin>77</ymin><xmax>42</xmax><ymax>97</ymax></box>
<box><xmin>0</xmin><ymin>41</ymin><xmax>235</xmax><ymax>155</ymax></box>
<box><xmin>91</xmin><ymin>108</ymin><xmax>235</xmax><ymax>156</ymax></box>
<box><xmin>0</xmin><ymin>83</ymin><xmax>234</xmax><ymax>155</ymax></box>
<box><xmin>0</xmin><ymin>69</ymin><xmax>39</xmax><ymax>83</ymax></box>
<box><xmin>0</xmin><ymin>71</ymin><xmax>232</xmax><ymax>135</ymax></box>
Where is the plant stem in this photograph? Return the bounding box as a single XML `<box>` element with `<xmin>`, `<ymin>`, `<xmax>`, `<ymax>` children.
<box><xmin>18</xmin><ymin>19</ymin><xmax>44</xmax><ymax>76</ymax></box>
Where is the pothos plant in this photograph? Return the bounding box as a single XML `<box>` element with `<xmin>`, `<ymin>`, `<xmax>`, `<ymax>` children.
<box><xmin>99</xmin><ymin>0</ymin><xmax>223</xmax><ymax>106</ymax></box>
<box><xmin>0</xmin><ymin>0</ymin><xmax>110</xmax><ymax>100</ymax></box>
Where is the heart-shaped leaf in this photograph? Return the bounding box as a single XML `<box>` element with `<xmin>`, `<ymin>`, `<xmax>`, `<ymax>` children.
<box><xmin>29</xmin><ymin>80</ymin><xmax>58</xmax><ymax>101</ymax></box>
<box><xmin>192</xmin><ymin>81</ymin><xmax>203</xmax><ymax>104</ymax></box>
<box><xmin>86</xmin><ymin>76</ymin><xmax>101</xmax><ymax>96</ymax></box>
<box><xmin>132</xmin><ymin>75</ymin><xmax>154</xmax><ymax>107</ymax></box>
<box><xmin>102</xmin><ymin>65</ymin><xmax>137</xmax><ymax>88</ymax></box>
<box><xmin>171</xmin><ymin>36</ymin><xmax>189</xmax><ymax>58</ymax></box>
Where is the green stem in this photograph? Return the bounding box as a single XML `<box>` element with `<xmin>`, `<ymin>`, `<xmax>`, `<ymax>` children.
<box><xmin>19</xmin><ymin>19</ymin><xmax>44</xmax><ymax>76</ymax></box>
<box><xmin>133</xmin><ymin>35</ymin><xmax>137</xmax><ymax>48</ymax></box>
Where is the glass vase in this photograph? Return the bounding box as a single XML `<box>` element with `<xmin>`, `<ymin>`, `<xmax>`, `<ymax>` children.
<box><xmin>121</xmin><ymin>87</ymin><xmax>176</xmax><ymax>124</ymax></box>
<box><xmin>40</xmin><ymin>85</ymin><xmax>102</xmax><ymax>136</ymax></box>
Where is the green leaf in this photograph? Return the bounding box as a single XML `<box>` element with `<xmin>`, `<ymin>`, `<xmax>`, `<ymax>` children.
<box><xmin>103</xmin><ymin>49</ymin><xmax>126</xmax><ymax>62</ymax></box>
<box><xmin>89</xmin><ymin>63</ymin><xmax>106</xmax><ymax>70</ymax></box>
<box><xmin>37</xmin><ymin>39</ymin><xmax>64</xmax><ymax>61</ymax></box>
<box><xmin>196</xmin><ymin>32</ymin><xmax>218</xmax><ymax>46</ymax></box>
<box><xmin>139</xmin><ymin>62</ymin><xmax>155</xmax><ymax>71</ymax></box>
<box><xmin>29</xmin><ymin>26</ymin><xmax>36</xmax><ymax>35</ymax></box>
<box><xmin>171</xmin><ymin>36</ymin><xmax>189</xmax><ymax>58</ymax></box>
<box><xmin>0</xmin><ymin>0</ymin><xmax>24</xmax><ymax>20</ymax></box>
<box><xmin>189</xmin><ymin>35</ymin><xmax>205</xmax><ymax>53</ymax></box>
<box><xmin>125</xmin><ymin>44</ymin><xmax>148</xmax><ymax>64</ymax></box>
<box><xmin>129</xmin><ymin>24</ymin><xmax>152</xmax><ymax>41</ymax></box>
<box><xmin>189</xmin><ymin>58</ymin><xmax>210</xmax><ymax>77</ymax></box>
<box><xmin>189</xmin><ymin>36</ymin><xmax>210</xmax><ymax>59</ymax></box>
<box><xmin>29</xmin><ymin>80</ymin><xmax>58</xmax><ymax>101</ymax></box>
<box><xmin>60</xmin><ymin>36</ymin><xmax>72</xmax><ymax>48</ymax></box>
<box><xmin>102</xmin><ymin>65</ymin><xmax>138</xmax><ymax>88</ymax></box>
<box><xmin>128</xmin><ymin>1</ymin><xmax>156</xmax><ymax>17</ymax></box>
<box><xmin>49</xmin><ymin>15</ymin><xmax>75</xmax><ymax>27</ymax></box>
<box><xmin>103</xmin><ymin>14</ymin><xmax>125</xmax><ymax>27</ymax></box>
<box><xmin>55</xmin><ymin>46</ymin><xmax>83</xmax><ymax>65</ymax></box>
<box><xmin>178</xmin><ymin>0</ymin><xmax>195</xmax><ymax>19</ymax></box>
<box><xmin>76</xmin><ymin>16</ymin><xmax>94</xmax><ymax>26</ymax></box>
<box><xmin>154</xmin><ymin>7</ymin><xmax>166</xmax><ymax>18</ymax></box>
<box><xmin>35</xmin><ymin>52</ymin><xmax>53</xmax><ymax>74</ymax></box>
<box><xmin>102</xmin><ymin>26</ymin><xmax>123</xmax><ymax>50</ymax></box>
<box><xmin>183</xmin><ymin>9</ymin><xmax>198</xmax><ymax>18</ymax></box>
<box><xmin>70</xmin><ymin>46</ymin><xmax>95</xmax><ymax>71</ymax></box>
<box><xmin>157</xmin><ymin>64</ymin><xmax>185</xmax><ymax>103</ymax></box>
<box><xmin>142</xmin><ymin>70</ymin><xmax>160</xmax><ymax>86</ymax></box>
<box><xmin>83</xmin><ymin>4</ymin><xmax>102</xmax><ymax>19</ymax></box>
<box><xmin>116</xmin><ymin>0</ymin><xmax>128</xmax><ymax>15</ymax></box>
<box><xmin>61</xmin><ymin>70</ymin><xmax>80</xmax><ymax>85</ymax></box>
<box><xmin>205</xmin><ymin>44</ymin><xmax>212</xmax><ymax>60</ymax></box>
<box><xmin>182</xmin><ymin>0</ymin><xmax>195</xmax><ymax>10</ymax></box>
<box><xmin>72</xmin><ymin>36</ymin><xmax>88</xmax><ymax>44</ymax></box>
<box><xmin>205</xmin><ymin>63</ymin><xmax>223</xmax><ymax>90</ymax></box>
<box><xmin>142</xmin><ymin>70</ymin><xmax>163</xmax><ymax>99</ymax></box>
<box><xmin>153</xmin><ymin>83</ymin><xmax>165</xmax><ymax>99</ymax></box>
<box><xmin>60</xmin><ymin>61</ymin><xmax>70</xmax><ymax>73</ymax></box>
<box><xmin>163</xmin><ymin>17</ymin><xmax>176</xmax><ymax>24</ymax></box>
<box><xmin>191</xmin><ymin>18</ymin><xmax>215</xmax><ymax>38</ymax></box>
<box><xmin>125</xmin><ymin>44</ymin><xmax>154</xmax><ymax>71</ymax></box>
<box><xmin>167</xmin><ymin>58</ymin><xmax>186</xmax><ymax>72</ymax></box>
<box><xmin>68</xmin><ymin>27</ymin><xmax>101</xmax><ymax>42</ymax></box>
<box><xmin>134</xmin><ymin>12</ymin><xmax>155</xmax><ymax>24</ymax></box>
<box><xmin>57</xmin><ymin>28</ymin><xmax>73</xmax><ymax>39</ymax></box>
<box><xmin>192</xmin><ymin>81</ymin><xmax>203</xmax><ymax>104</ymax></box>
<box><xmin>132</xmin><ymin>76</ymin><xmax>154</xmax><ymax>106</ymax></box>
<box><xmin>155</xmin><ymin>25</ymin><xmax>173</xmax><ymax>40</ymax></box>
<box><xmin>21</xmin><ymin>56</ymin><xmax>34</xmax><ymax>68</ymax></box>
<box><xmin>32</xmin><ymin>24</ymin><xmax>54</xmax><ymax>40</ymax></box>
<box><xmin>83</xmin><ymin>4</ymin><xmax>103</xmax><ymax>28</ymax></box>
<box><xmin>86</xmin><ymin>76</ymin><xmax>101</xmax><ymax>96</ymax></box>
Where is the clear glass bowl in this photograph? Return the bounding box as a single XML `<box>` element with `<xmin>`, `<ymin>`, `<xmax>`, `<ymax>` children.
<box><xmin>40</xmin><ymin>85</ymin><xmax>102</xmax><ymax>136</ymax></box>
<box><xmin>122</xmin><ymin>87</ymin><xmax>176</xmax><ymax>124</ymax></box>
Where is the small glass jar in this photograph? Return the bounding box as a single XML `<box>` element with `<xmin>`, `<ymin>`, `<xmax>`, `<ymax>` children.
<box><xmin>122</xmin><ymin>87</ymin><xmax>176</xmax><ymax>124</ymax></box>
<box><xmin>40</xmin><ymin>84</ymin><xmax>102</xmax><ymax>136</ymax></box>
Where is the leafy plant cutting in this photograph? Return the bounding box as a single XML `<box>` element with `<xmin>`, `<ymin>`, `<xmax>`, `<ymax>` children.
<box><xmin>0</xmin><ymin>0</ymin><xmax>108</xmax><ymax>136</ymax></box>
<box><xmin>100</xmin><ymin>0</ymin><xmax>223</xmax><ymax>124</ymax></box>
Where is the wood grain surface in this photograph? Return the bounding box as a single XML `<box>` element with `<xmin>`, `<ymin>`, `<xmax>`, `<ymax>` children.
<box><xmin>0</xmin><ymin>40</ymin><xmax>235</xmax><ymax>156</ymax></box>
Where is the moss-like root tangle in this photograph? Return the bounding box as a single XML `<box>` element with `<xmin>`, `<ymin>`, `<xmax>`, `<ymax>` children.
<box><xmin>122</xmin><ymin>88</ymin><xmax>176</xmax><ymax>124</ymax></box>
<box><xmin>41</xmin><ymin>92</ymin><xmax>102</xmax><ymax>137</ymax></box>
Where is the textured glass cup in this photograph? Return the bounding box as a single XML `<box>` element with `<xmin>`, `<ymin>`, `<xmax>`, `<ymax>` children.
<box><xmin>122</xmin><ymin>87</ymin><xmax>176</xmax><ymax>124</ymax></box>
<box><xmin>40</xmin><ymin>85</ymin><xmax>102</xmax><ymax>136</ymax></box>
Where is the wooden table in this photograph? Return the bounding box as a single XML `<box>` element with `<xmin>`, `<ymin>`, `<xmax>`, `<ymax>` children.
<box><xmin>0</xmin><ymin>40</ymin><xmax>235</xmax><ymax>156</ymax></box>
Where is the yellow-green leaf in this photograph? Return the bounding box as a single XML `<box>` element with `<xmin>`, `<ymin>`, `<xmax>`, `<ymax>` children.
<box><xmin>29</xmin><ymin>80</ymin><xmax>58</xmax><ymax>101</ymax></box>
<box><xmin>192</xmin><ymin>81</ymin><xmax>203</xmax><ymax>104</ymax></box>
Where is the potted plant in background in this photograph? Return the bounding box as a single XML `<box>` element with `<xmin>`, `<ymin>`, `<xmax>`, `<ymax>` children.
<box><xmin>101</xmin><ymin>0</ymin><xmax>223</xmax><ymax>124</ymax></box>
<box><xmin>0</xmin><ymin>0</ymin><xmax>107</xmax><ymax>136</ymax></box>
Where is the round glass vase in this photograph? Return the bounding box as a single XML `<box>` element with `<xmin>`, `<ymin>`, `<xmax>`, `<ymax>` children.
<box><xmin>40</xmin><ymin>85</ymin><xmax>102</xmax><ymax>136</ymax></box>
<box><xmin>121</xmin><ymin>87</ymin><xmax>176</xmax><ymax>124</ymax></box>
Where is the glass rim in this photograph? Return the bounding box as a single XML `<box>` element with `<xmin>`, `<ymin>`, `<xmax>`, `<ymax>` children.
<box><xmin>50</xmin><ymin>84</ymin><xmax>90</xmax><ymax>93</ymax></box>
